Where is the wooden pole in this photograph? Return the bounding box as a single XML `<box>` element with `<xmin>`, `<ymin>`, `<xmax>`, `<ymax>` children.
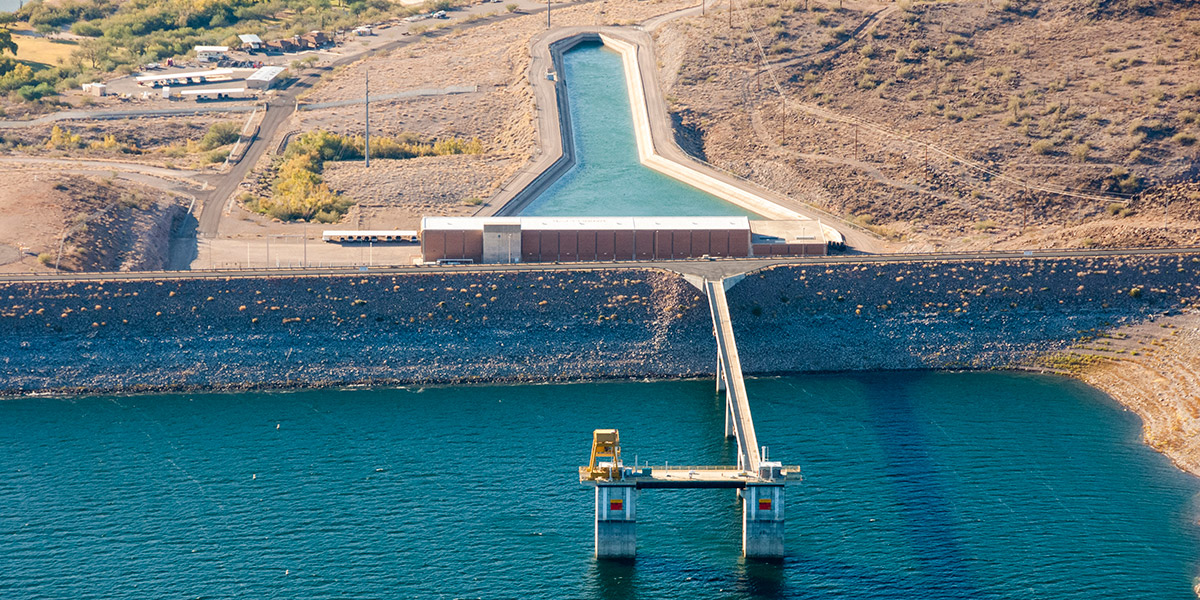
<box><xmin>364</xmin><ymin>70</ymin><xmax>370</xmax><ymax>169</ymax></box>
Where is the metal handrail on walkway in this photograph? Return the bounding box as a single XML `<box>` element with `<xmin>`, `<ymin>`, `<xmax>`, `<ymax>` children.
<box><xmin>705</xmin><ymin>279</ymin><xmax>761</xmax><ymax>473</ymax></box>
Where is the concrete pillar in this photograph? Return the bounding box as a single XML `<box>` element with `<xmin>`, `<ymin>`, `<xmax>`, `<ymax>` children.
<box><xmin>743</xmin><ymin>483</ymin><xmax>785</xmax><ymax>558</ymax></box>
<box><xmin>716</xmin><ymin>355</ymin><xmax>725</xmax><ymax>393</ymax></box>
<box><xmin>595</xmin><ymin>484</ymin><xmax>637</xmax><ymax>559</ymax></box>
<box><xmin>725</xmin><ymin>396</ymin><xmax>735</xmax><ymax>439</ymax></box>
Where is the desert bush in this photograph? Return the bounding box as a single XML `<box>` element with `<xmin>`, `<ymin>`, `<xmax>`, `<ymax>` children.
<box><xmin>200</xmin><ymin>122</ymin><xmax>241</xmax><ymax>151</ymax></box>
<box><xmin>1173</xmin><ymin>132</ymin><xmax>1197</xmax><ymax>146</ymax></box>
<box><xmin>1071</xmin><ymin>143</ymin><xmax>1091</xmax><ymax>162</ymax></box>
<box><xmin>1031</xmin><ymin>139</ymin><xmax>1054</xmax><ymax>155</ymax></box>
<box><xmin>46</xmin><ymin>125</ymin><xmax>83</xmax><ymax>149</ymax></box>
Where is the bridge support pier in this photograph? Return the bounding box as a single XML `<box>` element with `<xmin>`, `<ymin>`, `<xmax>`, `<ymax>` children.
<box><xmin>595</xmin><ymin>484</ymin><xmax>637</xmax><ymax>559</ymax></box>
<box><xmin>724</xmin><ymin>397</ymin><xmax>735</xmax><ymax>439</ymax></box>
<box><xmin>743</xmin><ymin>483</ymin><xmax>785</xmax><ymax>558</ymax></box>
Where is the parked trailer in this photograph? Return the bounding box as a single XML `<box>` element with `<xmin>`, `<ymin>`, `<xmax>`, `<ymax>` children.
<box><xmin>322</xmin><ymin>230</ymin><xmax>419</xmax><ymax>243</ymax></box>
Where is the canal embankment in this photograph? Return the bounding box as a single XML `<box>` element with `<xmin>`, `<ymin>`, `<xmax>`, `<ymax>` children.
<box><xmin>2</xmin><ymin>256</ymin><xmax>1198</xmax><ymax>473</ymax></box>
<box><xmin>486</xmin><ymin>27</ymin><xmax>874</xmax><ymax>251</ymax></box>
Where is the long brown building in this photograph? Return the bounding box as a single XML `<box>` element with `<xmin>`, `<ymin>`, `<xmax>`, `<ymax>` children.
<box><xmin>420</xmin><ymin>217</ymin><xmax>829</xmax><ymax>264</ymax></box>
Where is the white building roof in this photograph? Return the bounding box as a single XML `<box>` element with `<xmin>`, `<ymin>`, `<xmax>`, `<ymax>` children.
<box><xmin>420</xmin><ymin>216</ymin><xmax>750</xmax><ymax>232</ymax></box>
<box><xmin>238</xmin><ymin>34</ymin><xmax>263</xmax><ymax>44</ymax></box>
<box><xmin>179</xmin><ymin>87</ymin><xmax>246</xmax><ymax>96</ymax></box>
<box><xmin>247</xmin><ymin>66</ymin><xmax>286</xmax><ymax>82</ymax></box>
<box><xmin>323</xmin><ymin>230</ymin><xmax>418</xmax><ymax>237</ymax></box>
<box><xmin>194</xmin><ymin>45</ymin><xmax>230</xmax><ymax>53</ymax></box>
<box><xmin>135</xmin><ymin>69</ymin><xmax>234</xmax><ymax>83</ymax></box>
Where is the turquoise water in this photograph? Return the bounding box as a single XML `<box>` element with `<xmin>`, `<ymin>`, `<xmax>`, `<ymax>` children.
<box><xmin>521</xmin><ymin>43</ymin><xmax>756</xmax><ymax>218</ymax></box>
<box><xmin>2</xmin><ymin>372</ymin><xmax>1197</xmax><ymax>598</ymax></box>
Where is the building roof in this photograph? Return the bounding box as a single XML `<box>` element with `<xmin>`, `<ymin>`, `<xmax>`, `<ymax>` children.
<box><xmin>246</xmin><ymin>66</ymin><xmax>286</xmax><ymax>82</ymax></box>
<box><xmin>748</xmin><ymin>220</ymin><xmax>824</xmax><ymax>243</ymax></box>
<box><xmin>179</xmin><ymin>87</ymin><xmax>246</xmax><ymax>96</ymax></box>
<box><xmin>420</xmin><ymin>216</ymin><xmax>751</xmax><ymax>232</ymax></box>
<box><xmin>135</xmin><ymin>69</ymin><xmax>235</xmax><ymax>83</ymax></box>
<box><xmin>323</xmin><ymin>230</ymin><xmax>418</xmax><ymax>237</ymax></box>
<box><xmin>194</xmin><ymin>45</ymin><xmax>230</xmax><ymax>53</ymax></box>
<box><xmin>238</xmin><ymin>34</ymin><xmax>263</xmax><ymax>44</ymax></box>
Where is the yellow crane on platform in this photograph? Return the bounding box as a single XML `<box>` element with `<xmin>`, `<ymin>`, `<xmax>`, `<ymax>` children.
<box><xmin>584</xmin><ymin>429</ymin><xmax>622</xmax><ymax>480</ymax></box>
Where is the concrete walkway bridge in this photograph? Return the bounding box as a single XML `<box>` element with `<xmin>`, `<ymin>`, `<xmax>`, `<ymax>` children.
<box><xmin>580</xmin><ymin>277</ymin><xmax>800</xmax><ymax>559</ymax></box>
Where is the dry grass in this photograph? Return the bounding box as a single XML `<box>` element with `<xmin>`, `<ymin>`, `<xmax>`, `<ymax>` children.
<box><xmin>12</xmin><ymin>34</ymin><xmax>79</xmax><ymax>68</ymax></box>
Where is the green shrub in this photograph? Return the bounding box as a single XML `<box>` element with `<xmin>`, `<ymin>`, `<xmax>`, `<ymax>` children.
<box><xmin>200</xmin><ymin>122</ymin><xmax>241</xmax><ymax>151</ymax></box>
<box><xmin>205</xmin><ymin>148</ymin><xmax>230</xmax><ymax>163</ymax></box>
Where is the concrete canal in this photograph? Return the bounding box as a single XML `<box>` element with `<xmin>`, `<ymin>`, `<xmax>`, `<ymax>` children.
<box><xmin>521</xmin><ymin>42</ymin><xmax>757</xmax><ymax>218</ymax></box>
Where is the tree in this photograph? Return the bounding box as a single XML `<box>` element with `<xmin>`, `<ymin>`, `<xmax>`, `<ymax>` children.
<box><xmin>0</xmin><ymin>27</ymin><xmax>18</xmax><ymax>56</ymax></box>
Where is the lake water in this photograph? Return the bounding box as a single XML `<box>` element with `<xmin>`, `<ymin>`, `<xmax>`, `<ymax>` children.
<box><xmin>2</xmin><ymin>372</ymin><xmax>1197</xmax><ymax>598</ymax></box>
<box><xmin>521</xmin><ymin>42</ymin><xmax>755</xmax><ymax>218</ymax></box>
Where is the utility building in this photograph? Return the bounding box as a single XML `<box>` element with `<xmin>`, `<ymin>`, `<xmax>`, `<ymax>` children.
<box><xmin>420</xmin><ymin>216</ymin><xmax>829</xmax><ymax>264</ymax></box>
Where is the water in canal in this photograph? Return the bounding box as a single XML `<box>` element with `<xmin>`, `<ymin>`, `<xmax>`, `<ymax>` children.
<box><xmin>2</xmin><ymin>372</ymin><xmax>1197</xmax><ymax>598</ymax></box>
<box><xmin>521</xmin><ymin>42</ymin><xmax>756</xmax><ymax>218</ymax></box>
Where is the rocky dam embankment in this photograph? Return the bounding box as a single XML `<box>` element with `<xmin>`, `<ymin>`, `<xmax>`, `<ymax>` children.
<box><xmin>1</xmin><ymin>255</ymin><xmax>1198</xmax><ymax>396</ymax></box>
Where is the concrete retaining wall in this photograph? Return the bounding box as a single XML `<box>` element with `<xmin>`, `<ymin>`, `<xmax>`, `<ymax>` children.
<box><xmin>600</xmin><ymin>33</ymin><xmax>802</xmax><ymax>221</ymax></box>
<box><xmin>489</xmin><ymin>28</ymin><xmax>811</xmax><ymax>224</ymax></box>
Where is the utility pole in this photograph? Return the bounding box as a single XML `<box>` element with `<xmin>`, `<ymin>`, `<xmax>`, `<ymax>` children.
<box><xmin>364</xmin><ymin>70</ymin><xmax>370</xmax><ymax>169</ymax></box>
<box><xmin>854</xmin><ymin>123</ymin><xmax>859</xmax><ymax>161</ymax></box>
<box><xmin>1023</xmin><ymin>185</ymin><xmax>1029</xmax><ymax>232</ymax></box>
<box><xmin>728</xmin><ymin>0</ymin><xmax>732</xmax><ymax>29</ymax></box>
<box><xmin>547</xmin><ymin>0</ymin><xmax>551</xmax><ymax>28</ymax></box>
<box><xmin>780</xmin><ymin>101</ymin><xmax>786</xmax><ymax>146</ymax></box>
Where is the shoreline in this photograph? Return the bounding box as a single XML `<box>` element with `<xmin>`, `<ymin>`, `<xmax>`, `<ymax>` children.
<box><xmin>2</xmin><ymin>256</ymin><xmax>1198</xmax><ymax>481</ymax></box>
<box><xmin>5</xmin><ymin>361</ymin><xmax>1195</xmax><ymax>483</ymax></box>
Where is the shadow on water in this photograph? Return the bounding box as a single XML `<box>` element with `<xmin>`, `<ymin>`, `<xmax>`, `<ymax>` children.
<box><xmin>862</xmin><ymin>373</ymin><xmax>991</xmax><ymax>599</ymax></box>
<box><xmin>732</xmin><ymin>559</ymin><xmax>786</xmax><ymax>598</ymax></box>
<box><xmin>590</xmin><ymin>558</ymin><xmax>637</xmax><ymax>599</ymax></box>
<box><xmin>167</xmin><ymin>211</ymin><xmax>199</xmax><ymax>270</ymax></box>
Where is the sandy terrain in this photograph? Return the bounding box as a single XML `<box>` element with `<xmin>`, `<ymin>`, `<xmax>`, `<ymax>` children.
<box><xmin>0</xmin><ymin>173</ymin><xmax>187</xmax><ymax>272</ymax></box>
<box><xmin>1040</xmin><ymin>309</ymin><xmax>1200</xmax><ymax>478</ymax></box>
<box><xmin>0</xmin><ymin>114</ymin><xmax>250</xmax><ymax>169</ymax></box>
<box><xmin>257</xmin><ymin>0</ymin><xmax>701</xmax><ymax>219</ymax></box>
<box><xmin>323</xmin><ymin>154</ymin><xmax>516</xmax><ymax>228</ymax></box>
<box><xmin>206</xmin><ymin>0</ymin><xmax>701</xmax><ymax>265</ymax></box>
<box><xmin>656</xmin><ymin>0</ymin><xmax>1200</xmax><ymax>250</ymax></box>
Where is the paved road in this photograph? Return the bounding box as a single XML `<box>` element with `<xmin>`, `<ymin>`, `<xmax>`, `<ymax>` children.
<box><xmin>5</xmin><ymin>246</ymin><xmax>1198</xmax><ymax>284</ymax></box>
<box><xmin>0</xmin><ymin>105</ymin><xmax>261</xmax><ymax>129</ymax></box>
<box><xmin>298</xmin><ymin>85</ymin><xmax>478</xmax><ymax>110</ymax></box>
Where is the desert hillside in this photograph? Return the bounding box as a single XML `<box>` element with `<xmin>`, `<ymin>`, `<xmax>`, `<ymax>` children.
<box><xmin>657</xmin><ymin>0</ymin><xmax>1200</xmax><ymax>250</ymax></box>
